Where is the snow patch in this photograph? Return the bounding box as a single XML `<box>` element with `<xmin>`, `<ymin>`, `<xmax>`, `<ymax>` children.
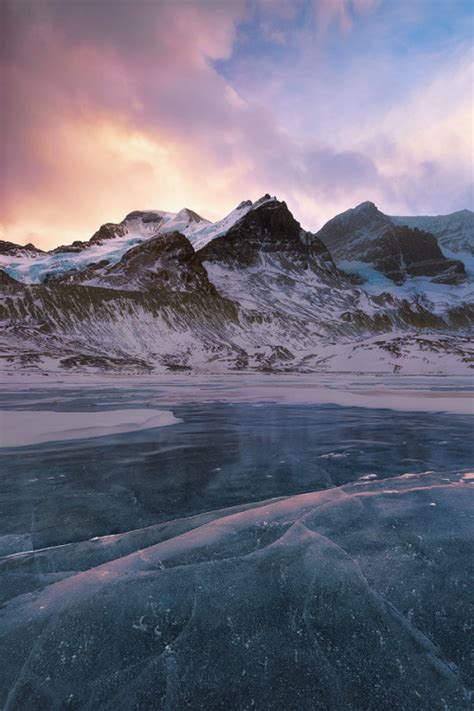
<box><xmin>0</xmin><ymin>409</ymin><xmax>181</xmax><ymax>448</ymax></box>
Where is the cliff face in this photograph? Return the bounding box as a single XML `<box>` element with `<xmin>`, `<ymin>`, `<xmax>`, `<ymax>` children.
<box><xmin>316</xmin><ymin>201</ymin><xmax>466</xmax><ymax>284</ymax></box>
<box><xmin>199</xmin><ymin>197</ymin><xmax>336</xmax><ymax>274</ymax></box>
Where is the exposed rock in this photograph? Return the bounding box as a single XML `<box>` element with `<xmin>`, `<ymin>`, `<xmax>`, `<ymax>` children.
<box><xmin>50</xmin><ymin>223</ymin><xmax>128</xmax><ymax>255</ymax></box>
<box><xmin>50</xmin><ymin>232</ymin><xmax>217</xmax><ymax>294</ymax></box>
<box><xmin>0</xmin><ymin>269</ymin><xmax>21</xmax><ymax>287</ymax></box>
<box><xmin>123</xmin><ymin>211</ymin><xmax>164</xmax><ymax>224</ymax></box>
<box><xmin>49</xmin><ymin>240</ymin><xmax>89</xmax><ymax>254</ymax></box>
<box><xmin>43</xmin><ymin>260</ymin><xmax>111</xmax><ymax>285</ymax></box>
<box><xmin>316</xmin><ymin>202</ymin><xmax>466</xmax><ymax>283</ymax></box>
<box><xmin>100</xmin><ymin>232</ymin><xmax>216</xmax><ymax>294</ymax></box>
<box><xmin>199</xmin><ymin>197</ymin><xmax>339</xmax><ymax>279</ymax></box>
<box><xmin>89</xmin><ymin>222</ymin><xmax>128</xmax><ymax>245</ymax></box>
<box><xmin>0</xmin><ymin>240</ymin><xmax>43</xmax><ymax>257</ymax></box>
<box><xmin>391</xmin><ymin>209</ymin><xmax>474</xmax><ymax>255</ymax></box>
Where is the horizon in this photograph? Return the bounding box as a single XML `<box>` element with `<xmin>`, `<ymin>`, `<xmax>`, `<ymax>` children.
<box><xmin>2</xmin><ymin>0</ymin><xmax>473</xmax><ymax>250</ymax></box>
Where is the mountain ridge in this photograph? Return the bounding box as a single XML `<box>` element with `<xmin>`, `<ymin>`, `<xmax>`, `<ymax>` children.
<box><xmin>0</xmin><ymin>196</ymin><xmax>472</xmax><ymax>376</ymax></box>
<box><xmin>315</xmin><ymin>202</ymin><xmax>466</xmax><ymax>285</ymax></box>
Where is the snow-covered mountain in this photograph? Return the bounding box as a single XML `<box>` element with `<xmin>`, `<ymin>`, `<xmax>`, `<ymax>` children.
<box><xmin>45</xmin><ymin>232</ymin><xmax>217</xmax><ymax>294</ymax></box>
<box><xmin>0</xmin><ymin>196</ymin><xmax>472</xmax><ymax>375</ymax></box>
<box><xmin>315</xmin><ymin>202</ymin><xmax>465</xmax><ymax>285</ymax></box>
<box><xmin>0</xmin><ymin>199</ymin><xmax>267</xmax><ymax>285</ymax></box>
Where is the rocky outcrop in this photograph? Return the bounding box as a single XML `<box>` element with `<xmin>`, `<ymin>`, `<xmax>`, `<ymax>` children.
<box><xmin>50</xmin><ymin>223</ymin><xmax>128</xmax><ymax>255</ymax></box>
<box><xmin>199</xmin><ymin>196</ymin><xmax>341</xmax><ymax>280</ymax></box>
<box><xmin>316</xmin><ymin>202</ymin><xmax>466</xmax><ymax>284</ymax></box>
<box><xmin>391</xmin><ymin>209</ymin><xmax>474</xmax><ymax>256</ymax></box>
<box><xmin>100</xmin><ymin>232</ymin><xmax>216</xmax><ymax>293</ymax></box>
<box><xmin>0</xmin><ymin>269</ymin><xmax>21</xmax><ymax>287</ymax></box>
<box><xmin>0</xmin><ymin>240</ymin><xmax>43</xmax><ymax>257</ymax></box>
<box><xmin>89</xmin><ymin>222</ymin><xmax>128</xmax><ymax>245</ymax></box>
<box><xmin>47</xmin><ymin>232</ymin><xmax>217</xmax><ymax>295</ymax></box>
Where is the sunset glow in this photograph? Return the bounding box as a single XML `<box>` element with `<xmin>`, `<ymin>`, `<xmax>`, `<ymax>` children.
<box><xmin>2</xmin><ymin>0</ymin><xmax>473</xmax><ymax>249</ymax></box>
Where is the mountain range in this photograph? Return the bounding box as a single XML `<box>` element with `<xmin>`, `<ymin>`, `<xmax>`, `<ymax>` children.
<box><xmin>1</xmin><ymin>197</ymin><xmax>472</xmax><ymax>375</ymax></box>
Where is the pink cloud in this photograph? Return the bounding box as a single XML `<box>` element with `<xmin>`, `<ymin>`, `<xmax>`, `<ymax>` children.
<box><xmin>1</xmin><ymin>0</ymin><xmax>471</xmax><ymax>249</ymax></box>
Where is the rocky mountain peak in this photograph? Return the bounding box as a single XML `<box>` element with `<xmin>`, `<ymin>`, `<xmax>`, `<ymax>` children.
<box><xmin>0</xmin><ymin>240</ymin><xmax>44</xmax><ymax>257</ymax></box>
<box><xmin>316</xmin><ymin>202</ymin><xmax>467</xmax><ymax>284</ymax></box>
<box><xmin>90</xmin><ymin>222</ymin><xmax>128</xmax><ymax>245</ymax></box>
<box><xmin>352</xmin><ymin>200</ymin><xmax>378</xmax><ymax>214</ymax></box>
<box><xmin>197</xmin><ymin>196</ymin><xmax>339</xmax><ymax>279</ymax></box>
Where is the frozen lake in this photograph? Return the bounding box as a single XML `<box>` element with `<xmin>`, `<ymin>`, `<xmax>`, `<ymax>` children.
<box><xmin>0</xmin><ymin>376</ymin><xmax>473</xmax><ymax>709</ymax></box>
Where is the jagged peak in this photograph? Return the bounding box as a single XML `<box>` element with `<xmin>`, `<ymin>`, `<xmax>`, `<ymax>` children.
<box><xmin>254</xmin><ymin>193</ymin><xmax>278</xmax><ymax>207</ymax></box>
<box><xmin>352</xmin><ymin>201</ymin><xmax>378</xmax><ymax>213</ymax></box>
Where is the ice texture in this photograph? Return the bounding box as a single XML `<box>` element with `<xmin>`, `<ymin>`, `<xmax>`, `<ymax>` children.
<box><xmin>0</xmin><ymin>385</ymin><xmax>472</xmax><ymax>709</ymax></box>
<box><xmin>0</xmin><ymin>472</ymin><xmax>472</xmax><ymax>709</ymax></box>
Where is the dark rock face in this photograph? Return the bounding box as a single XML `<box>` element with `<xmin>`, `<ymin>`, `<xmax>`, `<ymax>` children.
<box><xmin>394</xmin><ymin>227</ymin><xmax>465</xmax><ymax>284</ymax></box>
<box><xmin>102</xmin><ymin>232</ymin><xmax>216</xmax><ymax>294</ymax></box>
<box><xmin>316</xmin><ymin>202</ymin><xmax>466</xmax><ymax>283</ymax></box>
<box><xmin>50</xmin><ymin>223</ymin><xmax>128</xmax><ymax>255</ymax></box>
<box><xmin>316</xmin><ymin>201</ymin><xmax>390</xmax><ymax>259</ymax></box>
<box><xmin>391</xmin><ymin>209</ymin><xmax>474</xmax><ymax>256</ymax></box>
<box><xmin>49</xmin><ymin>240</ymin><xmax>89</xmax><ymax>254</ymax></box>
<box><xmin>50</xmin><ymin>232</ymin><xmax>217</xmax><ymax>294</ymax></box>
<box><xmin>89</xmin><ymin>222</ymin><xmax>128</xmax><ymax>245</ymax></box>
<box><xmin>358</xmin><ymin>226</ymin><xmax>465</xmax><ymax>284</ymax></box>
<box><xmin>199</xmin><ymin>197</ymin><xmax>340</xmax><ymax>278</ymax></box>
<box><xmin>0</xmin><ymin>269</ymin><xmax>21</xmax><ymax>287</ymax></box>
<box><xmin>123</xmin><ymin>211</ymin><xmax>164</xmax><ymax>225</ymax></box>
<box><xmin>0</xmin><ymin>240</ymin><xmax>43</xmax><ymax>256</ymax></box>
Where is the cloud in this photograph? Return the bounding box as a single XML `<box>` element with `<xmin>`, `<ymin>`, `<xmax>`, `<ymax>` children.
<box><xmin>1</xmin><ymin>0</ymin><xmax>252</xmax><ymax>247</ymax></box>
<box><xmin>312</xmin><ymin>0</ymin><xmax>382</xmax><ymax>36</ymax></box>
<box><xmin>1</xmin><ymin>0</ymin><xmax>472</xmax><ymax>248</ymax></box>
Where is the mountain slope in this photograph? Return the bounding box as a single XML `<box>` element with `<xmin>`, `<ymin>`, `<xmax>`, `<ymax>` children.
<box><xmin>1</xmin><ymin>278</ymin><xmax>472</xmax><ymax>375</ymax></box>
<box><xmin>315</xmin><ymin>202</ymin><xmax>465</xmax><ymax>284</ymax></box>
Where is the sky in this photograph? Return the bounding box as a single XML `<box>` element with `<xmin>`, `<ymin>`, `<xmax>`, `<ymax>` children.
<box><xmin>1</xmin><ymin>0</ymin><xmax>473</xmax><ymax>250</ymax></box>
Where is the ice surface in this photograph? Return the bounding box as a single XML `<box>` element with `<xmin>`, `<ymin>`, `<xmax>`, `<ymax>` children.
<box><xmin>0</xmin><ymin>472</ymin><xmax>472</xmax><ymax>709</ymax></box>
<box><xmin>0</xmin><ymin>409</ymin><xmax>180</xmax><ymax>447</ymax></box>
<box><xmin>0</xmin><ymin>383</ymin><xmax>472</xmax><ymax>708</ymax></box>
<box><xmin>2</xmin><ymin>374</ymin><xmax>472</xmax><ymax>414</ymax></box>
